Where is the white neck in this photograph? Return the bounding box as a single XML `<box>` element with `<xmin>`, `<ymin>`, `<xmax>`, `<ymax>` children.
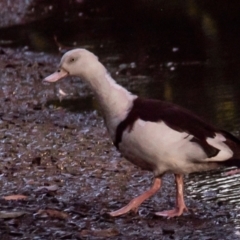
<box><xmin>81</xmin><ymin>63</ymin><xmax>137</xmax><ymax>139</ymax></box>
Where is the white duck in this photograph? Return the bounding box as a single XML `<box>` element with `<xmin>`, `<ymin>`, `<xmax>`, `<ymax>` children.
<box><xmin>44</xmin><ymin>49</ymin><xmax>240</xmax><ymax>218</ymax></box>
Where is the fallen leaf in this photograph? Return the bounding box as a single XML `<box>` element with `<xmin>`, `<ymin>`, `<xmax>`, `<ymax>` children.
<box><xmin>80</xmin><ymin>228</ymin><xmax>120</xmax><ymax>238</ymax></box>
<box><xmin>24</xmin><ymin>179</ymin><xmax>35</xmax><ymax>185</ymax></box>
<box><xmin>35</xmin><ymin>184</ymin><xmax>59</xmax><ymax>192</ymax></box>
<box><xmin>3</xmin><ymin>194</ymin><xmax>27</xmax><ymax>200</ymax></box>
<box><xmin>58</xmin><ymin>88</ymin><xmax>68</xmax><ymax>102</ymax></box>
<box><xmin>36</xmin><ymin>209</ymin><xmax>68</xmax><ymax>219</ymax></box>
<box><xmin>59</xmin><ymin>88</ymin><xmax>67</xmax><ymax>96</ymax></box>
<box><xmin>0</xmin><ymin>211</ymin><xmax>27</xmax><ymax>219</ymax></box>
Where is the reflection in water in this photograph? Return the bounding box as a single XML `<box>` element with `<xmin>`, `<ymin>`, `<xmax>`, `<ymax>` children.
<box><xmin>186</xmin><ymin>168</ymin><xmax>240</xmax><ymax>230</ymax></box>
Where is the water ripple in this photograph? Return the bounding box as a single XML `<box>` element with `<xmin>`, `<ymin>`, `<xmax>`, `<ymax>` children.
<box><xmin>186</xmin><ymin>167</ymin><xmax>240</xmax><ymax>231</ymax></box>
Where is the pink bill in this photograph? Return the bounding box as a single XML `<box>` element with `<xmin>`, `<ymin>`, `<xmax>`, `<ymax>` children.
<box><xmin>44</xmin><ymin>69</ymin><xmax>68</xmax><ymax>82</ymax></box>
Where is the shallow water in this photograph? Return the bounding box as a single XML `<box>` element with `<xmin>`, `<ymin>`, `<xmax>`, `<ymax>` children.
<box><xmin>1</xmin><ymin>1</ymin><xmax>240</xmax><ymax>239</ymax></box>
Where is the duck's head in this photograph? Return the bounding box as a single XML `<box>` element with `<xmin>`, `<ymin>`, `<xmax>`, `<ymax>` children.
<box><xmin>44</xmin><ymin>48</ymin><xmax>103</xmax><ymax>82</ymax></box>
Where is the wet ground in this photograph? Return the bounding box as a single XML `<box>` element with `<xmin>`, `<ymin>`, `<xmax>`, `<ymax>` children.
<box><xmin>1</xmin><ymin>1</ymin><xmax>240</xmax><ymax>239</ymax></box>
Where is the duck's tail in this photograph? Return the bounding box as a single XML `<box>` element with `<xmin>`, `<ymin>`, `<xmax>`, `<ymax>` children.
<box><xmin>219</xmin><ymin>130</ymin><xmax>240</xmax><ymax>172</ymax></box>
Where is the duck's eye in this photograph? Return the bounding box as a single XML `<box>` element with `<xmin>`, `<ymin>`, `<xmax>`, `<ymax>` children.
<box><xmin>70</xmin><ymin>58</ymin><xmax>75</xmax><ymax>63</ymax></box>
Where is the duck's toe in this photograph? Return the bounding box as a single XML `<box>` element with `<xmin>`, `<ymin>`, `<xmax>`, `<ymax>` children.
<box><xmin>155</xmin><ymin>206</ymin><xmax>188</xmax><ymax>218</ymax></box>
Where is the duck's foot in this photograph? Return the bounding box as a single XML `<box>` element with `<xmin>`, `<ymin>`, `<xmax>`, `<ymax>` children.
<box><xmin>154</xmin><ymin>206</ymin><xmax>188</xmax><ymax>218</ymax></box>
<box><xmin>108</xmin><ymin>200</ymin><xmax>139</xmax><ymax>217</ymax></box>
<box><xmin>108</xmin><ymin>178</ymin><xmax>162</xmax><ymax>217</ymax></box>
<box><xmin>155</xmin><ymin>174</ymin><xmax>188</xmax><ymax>218</ymax></box>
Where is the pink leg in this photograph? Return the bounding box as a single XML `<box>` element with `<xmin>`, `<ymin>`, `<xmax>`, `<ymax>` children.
<box><xmin>109</xmin><ymin>178</ymin><xmax>162</xmax><ymax>217</ymax></box>
<box><xmin>155</xmin><ymin>174</ymin><xmax>188</xmax><ymax>218</ymax></box>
